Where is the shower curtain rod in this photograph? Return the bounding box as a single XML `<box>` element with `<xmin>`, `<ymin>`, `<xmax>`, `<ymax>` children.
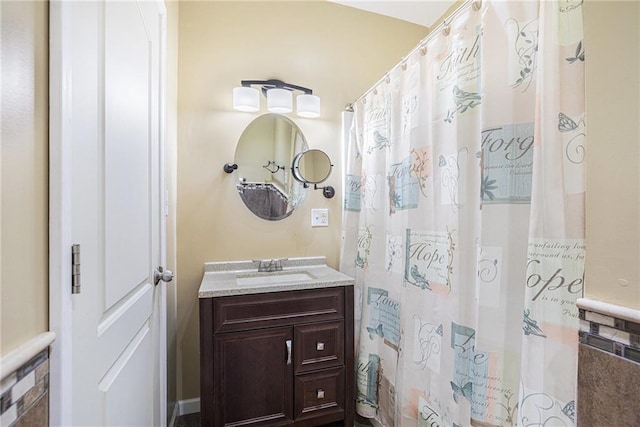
<box><xmin>347</xmin><ymin>0</ymin><xmax>479</xmax><ymax>110</ymax></box>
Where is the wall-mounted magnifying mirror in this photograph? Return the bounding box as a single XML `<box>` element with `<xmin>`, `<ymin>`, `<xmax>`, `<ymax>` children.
<box><xmin>292</xmin><ymin>149</ymin><xmax>331</xmax><ymax>184</ymax></box>
<box><xmin>292</xmin><ymin>149</ymin><xmax>335</xmax><ymax>198</ymax></box>
<box><xmin>232</xmin><ymin>114</ymin><xmax>308</xmax><ymax>221</ymax></box>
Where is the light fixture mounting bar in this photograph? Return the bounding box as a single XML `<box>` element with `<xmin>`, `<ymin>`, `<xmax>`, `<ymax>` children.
<box><xmin>240</xmin><ymin>79</ymin><xmax>313</xmax><ymax>95</ymax></box>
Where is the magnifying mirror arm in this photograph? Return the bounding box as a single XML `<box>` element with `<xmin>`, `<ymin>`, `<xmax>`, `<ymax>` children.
<box><xmin>303</xmin><ymin>182</ymin><xmax>335</xmax><ymax>199</ymax></box>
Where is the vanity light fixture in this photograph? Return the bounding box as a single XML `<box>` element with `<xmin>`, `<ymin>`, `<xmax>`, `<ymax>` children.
<box><xmin>232</xmin><ymin>79</ymin><xmax>321</xmax><ymax>118</ymax></box>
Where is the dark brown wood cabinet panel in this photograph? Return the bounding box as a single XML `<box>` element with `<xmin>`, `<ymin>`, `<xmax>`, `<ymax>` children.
<box><xmin>213</xmin><ymin>288</ymin><xmax>344</xmax><ymax>333</ymax></box>
<box><xmin>294</xmin><ymin>321</ymin><xmax>344</xmax><ymax>373</ymax></box>
<box><xmin>200</xmin><ymin>285</ymin><xmax>354</xmax><ymax>427</ymax></box>
<box><xmin>200</xmin><ymin>297</ymin><xmax>215</xmax><ymax>426</ymax></box>
<box><xmin>294</xmin><ymin>367</ymin><xmax>345</xmax><ymax>422</ymax></box>
<box><xmin>343</xmin><ymin>286</ymin><xmax>355</xmax><ymax>427</ymax></box>
<box><xmin>214</xmin><ymin>327</ymin><xmax>294</xmax><ymax>426</ymax></box>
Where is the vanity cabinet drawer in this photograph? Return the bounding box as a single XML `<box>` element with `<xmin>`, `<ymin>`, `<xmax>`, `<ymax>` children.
<box><xmin>294</xmin><ymin>367</ymin><xmax>345</xmax><ymax>421</ymax></box>
<box><xmin>213</xmin><ymin>287</ymin><xmax>344</xmax><ymax>333</ymax></box>
<box><xmin>295</xmin><ymin>321</ymin><xmax>344</xmax><ymax>373</ymax></box>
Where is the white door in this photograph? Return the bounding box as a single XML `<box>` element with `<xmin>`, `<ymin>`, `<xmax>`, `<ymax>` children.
<box><xmin>50</xmin><ymin>1</ymin><xmax>168</xmax><ymax>425</ymax></box>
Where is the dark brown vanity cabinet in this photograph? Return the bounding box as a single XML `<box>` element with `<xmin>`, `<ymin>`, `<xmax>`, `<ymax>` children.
<box><xmin>200</xmin><ymin>286</ymin><xmax>354</xmax><ymax>427</ymax></box>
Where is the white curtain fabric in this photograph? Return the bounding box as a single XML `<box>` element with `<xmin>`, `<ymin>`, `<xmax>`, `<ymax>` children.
<box><xmin>340</xmin><ymin>1</ymin><xmax>586</xmax><ymax>426</ymax></box>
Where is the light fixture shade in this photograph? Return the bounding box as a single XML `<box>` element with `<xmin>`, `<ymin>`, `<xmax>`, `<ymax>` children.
<box><xmin>296</xmin><ymin>94</ymin><xmax>321</xmax><ymax>118</ymax></box>
<box><xmin>266</xmin><ymin>88</ymin><xmax>293</xmax><ymax>113</ymax></box>
<box><xmin>233</xmin><ymin>86</ymin><xmax>260</xmax><ymax>112</ymax></box>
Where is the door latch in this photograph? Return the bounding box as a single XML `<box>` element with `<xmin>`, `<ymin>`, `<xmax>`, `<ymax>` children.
<box><xmin>154</xmin><ymin>266</ymin><xmax>175</xmax><ymax>286</ymax></box>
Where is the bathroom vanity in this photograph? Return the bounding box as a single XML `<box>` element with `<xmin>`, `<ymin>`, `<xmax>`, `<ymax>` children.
<box><xmin>199</xmin><ymin>257</ymin><xmax>355</xmax><ymax>426</ymax></box>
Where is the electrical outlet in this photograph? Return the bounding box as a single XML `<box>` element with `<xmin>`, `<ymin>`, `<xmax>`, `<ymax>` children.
<box><xmin>311</xmin><ymin>209</ymin><xmax>329</xmax><ymax>227</ymax></box>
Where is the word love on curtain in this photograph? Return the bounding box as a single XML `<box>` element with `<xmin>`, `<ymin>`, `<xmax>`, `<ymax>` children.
<box><xmin>340</xmin><ymin>0</ymin><xmax>586</xmax><ymax>426</ymax></box>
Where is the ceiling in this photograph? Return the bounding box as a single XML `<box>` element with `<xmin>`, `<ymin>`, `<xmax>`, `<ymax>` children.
<box><xmin>329</xmin><ymin>1</ymin><xmax>457</xmax><ymax>28</ymax></box>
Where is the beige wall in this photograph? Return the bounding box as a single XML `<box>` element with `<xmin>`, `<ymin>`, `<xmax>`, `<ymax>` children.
<box><xmin>166</xmin><ymin>0</ymin><xmax>180</xmax><ymax>417</ymax></box>
<box><xmin>176</xmin><ymin>1</ymin><xmax>428</xmax><ymax>399</ymax></box>
<box><xmin>0</xmin><ymin>1</ymin><xmax>49</xmax><ymax>357</ymax></box>
<box><xmin>584</xmin><ymin>0</ymin><xmax>640</xmax><ymax>309</ymax></box>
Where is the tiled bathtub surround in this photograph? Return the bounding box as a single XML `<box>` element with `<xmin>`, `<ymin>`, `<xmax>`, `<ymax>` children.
<box><xmin>578</xmin><ymin>345</ymin><xmax>640</xmax><ymax>426</ymax></box>
<box><xmin>0</xmin><ymin>350</ymin><xmax>49</xmax><ymax>426</ymax></box>
<box><xmin>577</xmin><ymin>299</ymin><xmax>640</xmax><ymax>363</ymax></box>
<box><xmin>576</xmin><ymin>298</ymin><xmax>640</xmax><ymax>426</ymax></box>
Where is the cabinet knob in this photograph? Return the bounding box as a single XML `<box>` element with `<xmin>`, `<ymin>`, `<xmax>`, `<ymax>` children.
<box><xmin>316</xmin><ymin>389</ymin><xmax>325</xmax><ymax>399</ymax></box>
<box><xmin>316</xmin><ymin>341</ymin><xmax>325</xmax><ymax>351</ymax></box>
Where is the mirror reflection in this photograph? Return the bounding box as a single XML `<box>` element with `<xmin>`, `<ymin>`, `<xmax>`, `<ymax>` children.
<box><xmin>234</xmin><ymin>114</ymin><xmax>307</xmax><ymax>221</ymax></box>
<box><xmin>292</xmin><ymin>149</ymin><xmax>332</xmax><ymax>185</ymax></box>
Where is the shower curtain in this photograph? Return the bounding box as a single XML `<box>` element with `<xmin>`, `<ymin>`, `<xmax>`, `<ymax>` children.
<box><xmin>340</xmin><ymin>1</ymin><xmax>585</xmax><ymax>426</ymax></box>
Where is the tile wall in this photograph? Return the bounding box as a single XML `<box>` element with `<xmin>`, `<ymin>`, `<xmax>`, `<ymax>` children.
<box><xmin>0</xmin><ymin>350</ymin><xmax>49</xmax><ymax>427</ymax></box>
<box><xmin>578</xmin><ymin>308</ymin><xmax>640</xmax><ymax>426</ymax></box>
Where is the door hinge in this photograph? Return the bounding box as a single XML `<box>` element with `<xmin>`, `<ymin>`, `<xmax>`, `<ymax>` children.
<box><xmin>72</xmin><ymin>244</ymin><xmax>81</xmax><ymax>294</ymax></box>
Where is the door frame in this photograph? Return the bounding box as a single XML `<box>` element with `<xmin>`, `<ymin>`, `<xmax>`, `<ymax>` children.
<box><xmin>48</xmin><ymin>1</ymin><xmax>168</xmax><ymax>425</ymax></box>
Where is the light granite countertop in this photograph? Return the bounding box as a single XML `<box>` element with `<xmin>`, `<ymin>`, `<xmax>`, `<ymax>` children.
<box><xmin>198</xmin><ymin>256</ymin><xmax>355</xmax><ymax>298</ymax></box>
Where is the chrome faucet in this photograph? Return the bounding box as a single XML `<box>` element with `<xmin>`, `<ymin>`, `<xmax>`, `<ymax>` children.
<box><xmin>253</xmin><ymin>258</ymin><xmax>287</xmax><ymax>272</ymax></box>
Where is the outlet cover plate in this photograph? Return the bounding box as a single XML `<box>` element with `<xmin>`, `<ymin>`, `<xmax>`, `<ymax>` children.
<box><xmin>311</xmin><ymin>209</ymin><xmax>329</xmax><ymax>227</ymax></box>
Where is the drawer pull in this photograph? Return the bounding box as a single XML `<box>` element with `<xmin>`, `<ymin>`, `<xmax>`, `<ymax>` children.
<box><xmin>316</xmin><ymin>341</ymin><xmax>325</xmax><ymax>351</ymax></box>
<box><xmin>286</xmin><ymin>339</ymin><xmax>292</xmax><ymax>365</ymax></box>
<box><xmin>317</xmin><ymin>389</ymin><xmax>325</xmax><ymax>399</ymax></box>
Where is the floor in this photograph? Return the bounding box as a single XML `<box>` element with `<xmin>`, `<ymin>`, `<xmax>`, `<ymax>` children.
<box><xmin>175</xmin><ymin>413</ymin><xmax>199</xmax><ymax>427</ymax></box>
<box><xmin>175</xmin><ymin>413</ymin><xmax>373</xmax><ymax>427</ymax></box>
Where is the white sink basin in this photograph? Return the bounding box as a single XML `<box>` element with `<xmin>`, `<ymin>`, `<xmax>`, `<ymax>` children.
<box><xmin>235</xmin><ymin>270</ymin><xmax>317</xmax><ymax>286</ymax></box>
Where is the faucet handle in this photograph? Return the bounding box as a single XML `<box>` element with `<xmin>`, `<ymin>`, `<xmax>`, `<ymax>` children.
<box><xmin>274</xmin><ymin>258</ymin><xmax>287</xmax><ymax>270</ymax></box>
<box><xmin>252</xmin><ymin>259</ymin><xmax>278</xmax><ymax>272</ymax></box>
<box><xmin>251</xmin><ymin>258</ymin><xmax>287</xmax><ymax>272</ymax></box>
<box><xmin>251</xmin><ymin>259</ymin><xmax>266</xmax><ymax>269</ymax></box>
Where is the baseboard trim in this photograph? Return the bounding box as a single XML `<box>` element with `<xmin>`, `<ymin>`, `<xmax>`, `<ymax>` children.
<box><xmin>178</xmin><ymin>398</ymin><xmax>201</xmax><ymax>416</ymax></box>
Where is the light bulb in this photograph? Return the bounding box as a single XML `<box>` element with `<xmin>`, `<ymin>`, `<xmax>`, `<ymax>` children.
<box><xmin>232</xmin><ymin>86</ymin><xmax>259</xmax><ymax>112</ymax></box>
<box><xmin>266</xmin><ymin>88</ymin><xmax>293</xmax><ymax>113</ymax></box>
<box><xmin>296</xmin><ymin>94</ymin><xmax>321</xmax><ymax>118</ymax></box>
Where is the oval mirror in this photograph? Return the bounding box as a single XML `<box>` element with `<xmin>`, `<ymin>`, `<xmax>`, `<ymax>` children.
<box><xmin>292</xmin><ymin>149</ymin><xmax>332</xmax><ymax>184</ymax></box>
<box><xmin>234</xmin><ymin>114</ymin><xmax>308</xmax><ymax>221</ymax></box>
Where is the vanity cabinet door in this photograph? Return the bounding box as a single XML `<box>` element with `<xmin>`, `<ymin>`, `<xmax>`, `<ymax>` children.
<box><xmin>214</xmin><ymin>327</ymin><xmax>294</xmax><ymax>426</ymax></box>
